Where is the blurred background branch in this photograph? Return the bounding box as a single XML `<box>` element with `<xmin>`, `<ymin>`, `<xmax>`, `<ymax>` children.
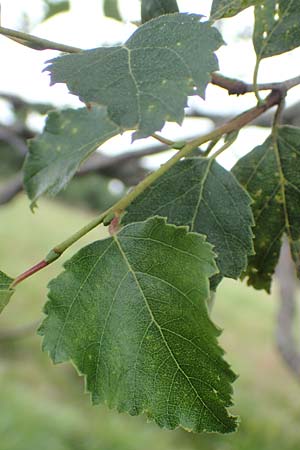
<box><xmin>275</xmin><ymin>238</ymin><xmax>300</xmax><ymax>379</ymax></box>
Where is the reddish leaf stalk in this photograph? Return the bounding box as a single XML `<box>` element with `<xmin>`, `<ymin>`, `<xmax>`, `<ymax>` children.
<box><xmin>11</xmin><ymin>260</ymin><xmax>48</xmax><ymax>288</ymax></box>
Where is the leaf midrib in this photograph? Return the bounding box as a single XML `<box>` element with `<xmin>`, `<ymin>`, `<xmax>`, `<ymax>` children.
<box><xmin>113</xmin><ymin>233</ymin><xmax>228</xmax><ymax>428</ymax></box>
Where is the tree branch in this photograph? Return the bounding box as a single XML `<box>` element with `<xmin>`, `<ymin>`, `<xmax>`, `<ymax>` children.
<box><xmin>0</xmin><ymin>142</ymin><xmax>175</xmax><ymax>205</ymax></box>
<box><xmin>0</xmin><ymin>25</ymin><xmax>81</xmax><ymax>53</ymax></box>
<box><xmin>10</xmin><ymin>89</ymin><xmax>283</xmax><ymax>287</ymax></box>
<box><xmin>211</xmin><ymin>73</ymin><xmax>300</xmax><ymax>96</ymax></box>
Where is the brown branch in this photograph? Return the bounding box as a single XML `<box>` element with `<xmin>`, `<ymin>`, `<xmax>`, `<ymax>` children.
<box><xmin>188</xmin><ymin>99</ymin><xmax>300</xmax><ymax>128</ymax></box>
<box><xmin>0</xmin><ymin>143</ymin><xmax>173</xmax><ymax>205</ymax></box>
<box><xmin>211</xmin><ymin>73</ymin><xmax>300</xmax><ymax>96</ymax></box>
<box><xmin>275</xmin><ymin>238</ymin><xmax>300</xmax><ymax>378</ymax></box>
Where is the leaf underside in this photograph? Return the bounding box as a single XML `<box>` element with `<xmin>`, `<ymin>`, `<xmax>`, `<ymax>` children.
<box><xmin>40</xmin><ymin>217</ymin><xmax>237</xmax><ymax>433</ymax></box>
<box><xmin>45</xmin><ymin>13</ymin><xmax>223</xmax><ymax>139</ymax></box>
<box><xmin>254</xmin><ymin>0</ymin><xmax>300</xmax><ymax>59</ymax></box>
<box><xmin>0</xmin><ymin>270</ymin><xmax>14</xmax><ymax>314</ymax></box>
<box><xmin>233</xmin><ymin>126</ymin><xmax>300</xmax><ymax>292</ymax></box>
<box><xmin>210</xmin><ymin>0</ymin><xmax>258</xmax><ymax>20</ymax></box>
<box><xmin>23</xmin><ymin>107</ymin><xmax>120</xmax><ymax>206</ymax></box>
<box><xmin>123</xmin><ymin>158</ymin><xmax>254</xmax><ymax>281</ymax></box>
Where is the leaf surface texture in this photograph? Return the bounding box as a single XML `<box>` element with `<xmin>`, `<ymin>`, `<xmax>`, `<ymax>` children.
<box><xmin>24</xmin><ymin>107</ymin><xmax>120</xmax><ymax>206</ymax></box>
<box><xmin>124</xmin><ymin>158</ymin><xmax>254</xmax><ymax>280</ymax></box>
<box><xmin>254</xmin><ymin>0</ymin><xmax>300</xmax><ymax>58</ymax></box>
<box><xmin>0</xmin><ymin>271</ymin><xmax>14</xmax><ymax>314</ymax></box>
<box><xmin>210</xmin><ymin>0</ymin><xmax>258</xmax><ymax>19</ymax></box>
<box><xmin>46</xmin><ymin>14</ymin><xmax>223</xmax><ymax>139</ymax></box>
<box><xmin>233</xmin><ymin>126</ymin><xmax>300</xmax><ymax>291</ymax></box>
<box><xmin>40</xmin><ymin>217</ymin><xmax>237</xmax><ymax>433</ymax></box>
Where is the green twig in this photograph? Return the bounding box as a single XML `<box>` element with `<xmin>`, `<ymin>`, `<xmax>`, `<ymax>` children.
<box><xmin>10</xmin><ymin>89</ymin><xmax>282</xmax><ymax>289</ymax></box>
<box><xmin>253</xmin><ymin>58</ymin><xmax>263</xmax><ymax>104</ymax></box>
<box><xmin>209</xmin><ymin>131</ymin><xmax>239</xmax><ymax>161</ymax></box>
<box><xmin>0</xmin><ymin>26</ymin><xmax>81</xmax><ymax>53</ymax></box>
<box><xmin>152</xmin><ymin>133</ymin><xmax>175</xmax><ymax>147</ymax></box>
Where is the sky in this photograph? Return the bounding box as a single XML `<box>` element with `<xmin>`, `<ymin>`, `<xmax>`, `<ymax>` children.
<box><xmin>1</xmin><ymin>0</ymin><xmax>300</xmax><ymax>169</ymax></box>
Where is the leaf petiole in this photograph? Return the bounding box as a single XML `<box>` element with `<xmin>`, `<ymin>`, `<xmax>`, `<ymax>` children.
<box><xmin>9</xmin><ymin>90</ymin><xmax>281</xmax><ymax>289</ymax></box>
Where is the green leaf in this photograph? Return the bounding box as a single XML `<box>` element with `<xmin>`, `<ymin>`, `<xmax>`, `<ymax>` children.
<box><xmin>45</xmin><ymin>14</ymin><xmax>223</xmax><ymax>140</ymax></box>
<box><xmin>233</xmin><ymin>126</ymin><xmax>300</xmax><ymax>292</ymax></box>
<box><xmin>43</xmin><ymin>0</ymin><xmax>70</xmax><ymax>21</ymax></box>
<box><xmin>123</xmin><ymin>158</ymin><xmax>254</xmax><ymax>281</ymax></box>
<box><xmin>210</xmin><ymin>0</ymin><xmax>258</xmax><ymax>20</ymax></box>
<box><xmin>24</xmin><ymin>107</ymin><xmax>120</xmax><ymax>207</ymax></box>
<box><xmin>103</xmin><ymin>0</ymin><xmax>122</xmax><ymax>21</ymax></box>
<box><xmin>40</xmin><ymin>217</ymin><xmax>237</xmax><ymax>433</ymax></box>
<box><xmin>0</xmin><ymin>271</ymin><xmax>14</xmax><ymax>314</ymax></box>
<box><xmin>141</xmin><ymin>0</ymin><xmax>179</xmax><ymax>23</ymax></box>
<box><xmin>253</xmin><ymin>0</ymin><xmax>300</xmax><ymax>59</ymax></box>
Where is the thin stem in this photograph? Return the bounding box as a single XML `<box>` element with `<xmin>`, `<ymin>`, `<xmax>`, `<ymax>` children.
<box><xmin>152</xmin><ymin>133</ymin><xmax>175</xmax><ymax>147</ymax></box>
<box><xmin>11</xmin><ymin>260</ymin><xmax>48</xmax><ymax>288</ymax></box>
<box><xmin>1</xmin><ymin>23</ymin><xmax>300</xmax><ymax>98</ymax></box>
<box><xmin>209</xmin><ymin>131</ymin><xmax>239</xmax><ymax>161</ymax></box>
<box><xmin>284</xmin><ymin>75</ymin><xmax>300</xmax><ymax>90</ymax></box>
<box><xmin>11</xmin><ymin>89</ymin><xmax>282</xmax><ymax>288</ymax></box>
<box><xmin>272</xmin><ymin>99</ymin><xmax>286</xmax><ymax>133</ymax></box>
<box><xmin>253</xmin><ymin>59</ymin><xmax>262</xmax><ymax>103</ymax></box>
<box><xmin>212</xmin><ymin>72</ymin><xmax>300</xmax><ymax>96</ymax></box>
<box><xmin>0</xmin><ymin>26</ymin><xmax>82</xmax><ymax>53</ymax></box>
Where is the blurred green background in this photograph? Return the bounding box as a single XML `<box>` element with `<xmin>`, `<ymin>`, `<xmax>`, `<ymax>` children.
<box><xmin>1</xmin><ymin>196</ymin><xmax>300</xmax><ymax>450</ymax></box>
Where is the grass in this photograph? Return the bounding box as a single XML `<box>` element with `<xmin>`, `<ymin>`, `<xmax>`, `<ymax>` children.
<box><xmin>0</xmin><ymin>195</ymin><xmax>300</xmax><ymax>450</ymax></box>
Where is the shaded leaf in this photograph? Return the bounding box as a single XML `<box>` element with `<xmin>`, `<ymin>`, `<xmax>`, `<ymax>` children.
<box><xmin>141</xmin><ymin>0</ymin><xmax>179</xmax><ymax>23</ymax></box>
<box><xmin>24</xmin><ymin>107</ymin><xmax>120</xmax><ymax>207</ymax></box>
<box><xmin>0</xmin><ymin>271</ymin><xmax>14</xmax><ymax>314</ymax></box>
<box><xmin>254</xmin><ymin>0</ymin><xmax>300</xmax><ymax>59</ymax></box>
<box><xmin>45</xmin><ymin>14</ymin><xmax>223</xmax><ymax>140</ymax></box>
<box><xmin>123</xmin><ymin>158</ymin><xmax>254</xmax><ymax>281</ymax></box>
<box><xmin>103</xmin><ymin>0</ymin><xmax>122</xmax><ymax>21</ymax></box>
<box><xmin>43</xmin><ymin>0</ymin><xmax>70</xmax><ymax>21</ymax></box>
<box><xmin>233</xmin><ymin>126</ymin><xmax>300</xmax><ymax>291</ymax></box>
<box><xmin>40</xmin><ymin>217</ymin><xmax>237</xmax><ymax>433</ymax></box>
<box><xmin>210</xmin><ymin>0</ymin><xmax>258</xmax><ymax>20</ymax></box>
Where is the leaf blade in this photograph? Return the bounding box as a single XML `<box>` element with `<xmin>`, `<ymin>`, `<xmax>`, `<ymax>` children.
<box><xmin>103</xmin><ymin>0</ymin><xmax>122</xmax><ymax>21</ymax></box>
<box><xmin>254</xmin><ymin>0</ymin><xmax>300</xmax><ymax>59</ymax></box>
<box><xmin>45</xmin><ymin>14</ymin><xmax>223</xmax><ymax>139</ymax></box>
<box><xmin>233</xmin><ymin>126</ymin><xmax>300</xmax><ymax>291</ymax></box>
<box><xmin>40</xmin><ymin>217</ymin><xmax>237</xmax><ymax>433</ymax></box>
<box><xmin>141</xmin><ymin>0</ymin><xmax>179</xmax><ymax>23</ymax></box>
<box><xmin>23</xmin><ymin>107</ymin><xmax>120</xmax><ymax>206</ymax></box>
<box><xmin>210</xmin><ymin>0</ymin><xmax>258</xmax><ymax>20</ymax></box>
<box><xmin>0</xmin><ymin>270</ymin><xmax>14</xmax><ymax>314</ymax></box>
<box><xmin>123</xmin><ymin>158</ymin><xmax>254</xmax><ymax>281</ymax></box>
